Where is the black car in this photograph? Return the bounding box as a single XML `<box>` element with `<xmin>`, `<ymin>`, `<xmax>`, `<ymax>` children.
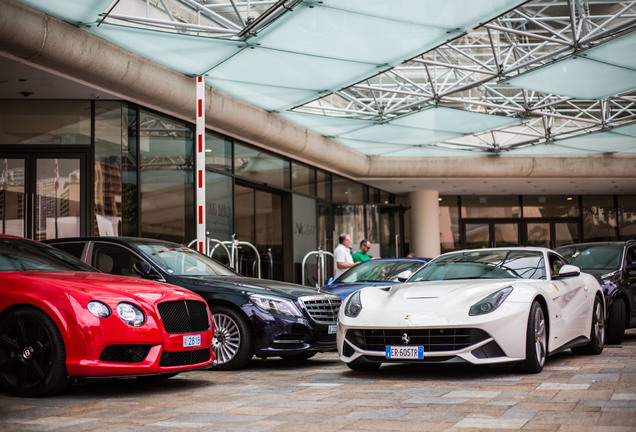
<box><xmin>556</xmin><ymin>241</ymin><xmax>636</xmax><ymax>344</ymax></box>
<box><xmin>45</xmin><ymin>237</ymin><xmax>341</xmax><ymax>370</ymax></box>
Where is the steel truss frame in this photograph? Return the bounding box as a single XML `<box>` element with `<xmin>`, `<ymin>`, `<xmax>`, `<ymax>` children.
<box><xmin>100</xmin><ymin>0</ymin><xmax>636</xmax><ymax>153</ymax></box>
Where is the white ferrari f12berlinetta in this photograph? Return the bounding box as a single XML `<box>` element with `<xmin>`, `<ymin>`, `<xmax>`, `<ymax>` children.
<box><xmin>337</xmin><ymin>247</ymin><xmax>605</xmax><ymax>373</ymax></box>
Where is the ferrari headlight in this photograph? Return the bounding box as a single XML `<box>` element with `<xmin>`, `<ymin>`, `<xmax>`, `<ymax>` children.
<box><xmin>344</xmin><ymin>290</ymin><xmax>363</xmax><ymax>318</ymax></box>
<box><xmin>87</xmin><ymin>301</ymin><xmax>111</xmax><ymax>318</ymax></box>
<box><xmin>116</xmin><ymin>302</ymin><xmax>146</xmax><ymax>326</ymax></box>
<box><xmin>249</xmin><ymin>295</ymin><xmax>302</xmax><ymax>317</ymax></box>
<box><xmin>469</xmin><ymin>287</ymin><xmax>513</xmax><ymax>316</ymax></box>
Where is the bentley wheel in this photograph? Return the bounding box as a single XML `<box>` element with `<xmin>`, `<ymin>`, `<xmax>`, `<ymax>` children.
<box><xmin>209</xmin><ymin>306</ymin><xmax>253</xmax><ymax>371</ymax></box>
<box><xmin>606</xmin><ymin>297</ymin><xmax>626</xmax><ymax>345</ymax></box>
<box><xmin>346</xmin><ymin>360</ymin><xmax>381</xmax><ymax>372</ymax></box>
<box><xmin>572</xmin><ymin>295</ymin><xmax>605</xmax><ymax>355</ymax></box>
<box><xmin>519</xmin><ymin>301</ymin><xmax>547</xmax><ymax>374</ymax></box>
<box><xmin>0</xmin><ymin>307</ymin><xmax>68</xmax><ymax>397</ymax></box>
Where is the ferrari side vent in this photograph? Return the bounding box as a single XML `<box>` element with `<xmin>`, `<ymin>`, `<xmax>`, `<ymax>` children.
<box><xmin>157</xmin><ymin>300</ymin><xmax>210</xmax><ymax>333</ymax></box>
<box><xmin>299</xmin><ymin>295</ymin><xmax>341</xmax><ymax>324</ymax></box>
<box><xmin>347</xmin><ymin>328</ymin><xmax>490</xmax><ymax>352</ymax></box>
<box><xmin>159</xmin><ymin>348</ymin><xmax>211</xmax><ymax>366</ymax></box>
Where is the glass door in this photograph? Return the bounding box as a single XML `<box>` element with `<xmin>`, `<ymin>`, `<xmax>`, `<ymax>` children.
<box><xmin>463</xmin><ymin>220</ymin><xmax>520</xmax><ymax>249</ymax></box>
<box><xmin>524</xmin><ymin>220</ymin><xmax>579</xmax><ymax>249</ymax></box>
<box><xmin>0</xmin><ymin>154</ymin><xmax>87</xmax><ymax>240</ymax></box>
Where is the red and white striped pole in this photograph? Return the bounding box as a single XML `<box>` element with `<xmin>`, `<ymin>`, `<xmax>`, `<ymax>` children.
<box><xmin>195</xmin><ymin>76</ymin><xmax>206</xmax><ymax>254</ymax></box>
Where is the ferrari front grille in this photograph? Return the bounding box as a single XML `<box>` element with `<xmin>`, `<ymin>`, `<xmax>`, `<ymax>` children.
<box><xmin>157</xmin><ymin>300</ymin><xmax>210</xmax><ymax>334</ymax></box>
<box><xmin>346</xmin><ymin>328</ymin><xmax>490</xmax><ymax>352</ymax></box>
<box><xmin>299</xmin><ymin>295</ymin><xmax>341</xmax><ymax>324</ymax></box>
<box><xmin>159</xmin><ymin>348</ymin><xmax>211</xmax><ymax>366</ymax></box>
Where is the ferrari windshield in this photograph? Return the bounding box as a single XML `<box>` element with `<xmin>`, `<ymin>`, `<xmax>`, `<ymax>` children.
<box><xmin>0</xmin><ymin>238</ymin><xmax>97</xmax><ymax>272</ymax></box>
<box><xmin>135</xmin><ymin>242</ymin><xmax>236</xmax><ymax>277</ymax></box>
<box><xmin>557</xmin><ymin>244</ymin><xmax>622</xmax><ymax>272</ymax></box>
<box><xmin>335</xmin><ymin>259</ymin><xmax>428</xmax><ymax>283</ymax></box>
<box><xmin>409</xmin><ymin>250</ymin><xmax>546</xmax><ymax>281</ymax></box>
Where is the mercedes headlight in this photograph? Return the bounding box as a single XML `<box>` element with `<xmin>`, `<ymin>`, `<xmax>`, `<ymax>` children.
<box><xmin>344</xmin><ymin>290</ymin><xmax>363</xmax><ymax>318</ymax></box>
<box><xmin>469</xmin><ymin>287</ymin><xmax>513</xmax><ymax>316</ymax></box>
<box><xmin>116</xmin><ymin>302</ymin><xmax>146</xmax><ymax>326</ymax></box>
<box><xmin>249</xmin><ymin>295</ymin><xmax>302</xmax><ymax>317</ymax></box>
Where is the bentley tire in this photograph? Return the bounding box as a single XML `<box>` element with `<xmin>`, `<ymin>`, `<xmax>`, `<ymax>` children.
<box><xmin>605</xmin><ymin>297</ymin><xmax>626</xmax><ymax>345</ymax></box>
<box><xmin>0</xmin><ymin>307</ymin><xmax>68</xmax><ymax>397</ymax></box>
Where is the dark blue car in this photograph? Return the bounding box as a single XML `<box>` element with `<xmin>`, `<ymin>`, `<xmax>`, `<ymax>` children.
<box><xmin>323</xmin><ymin>257</ymin><xmax>431</xmax><ymax>300</ymax></box>
<box><xmin>45</xmin><ymin>237</ymin><xmax>341</xmax><ymax>370</ymax></box>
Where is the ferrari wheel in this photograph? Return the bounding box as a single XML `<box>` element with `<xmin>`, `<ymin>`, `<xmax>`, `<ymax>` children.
<box><xmin>346</xmin><ymin>360</ymin><xmax>381</xmax><ymax>372</ymax></box>
<box><xmin>209</xmin><ymin>306</ymin><xmax>253</xmax><ymax>371</ymax></box>
<box><xmin>572</xmin><ymin>295</ymin><xmax>605</xmax><ymax>355</ymax></box>
<box><xmin>0</xmin><ymin>307</ymin><xmax>68</xmax><ymax>397</ymax></box>
<box><xmin>605</xmin><ymin>297</ymin><xmax>626</xmax><ymax>345</ymax></box>
<box><xmin>519</xmin><ymin>301</ymin><xmax>547</xmax><ymax>374</ymax></box>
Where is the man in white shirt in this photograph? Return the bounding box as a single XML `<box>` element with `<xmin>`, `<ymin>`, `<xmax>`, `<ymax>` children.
<box><xmin>334</xmin><ymin>233</ymin><xmax>357</xmax><ymax>278</ymax></box>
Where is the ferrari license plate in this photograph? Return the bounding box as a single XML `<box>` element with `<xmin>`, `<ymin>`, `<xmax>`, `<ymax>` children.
<box><xmin>385</xmin><ymin>346</ymin><xmax>424</xmax><ymax>359</ymax></box>
<box><xmin>183</xmin><ymin>334</ymin><xmax>201</xmax><ymax>347</ymax></box>
<box><xmin>328</xmin><ymin>325</ymin><xmax>337</xmax><ymax>334</ymax></box>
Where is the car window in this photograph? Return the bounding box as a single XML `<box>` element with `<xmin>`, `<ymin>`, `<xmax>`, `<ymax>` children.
<box><xmin>560</xmin><ymin>245</ymin><xmax>622</xmax><ymax>271</ymax></box>
<box><xmin>336</xmin><ymin>260</ymin><xmax>425</xmax><ymax>283</ymax></box>
<box><xmin>135</xmin><ymin>242</ymin><xmax>236</xmax><ymax>276</ymax></box>
<box><xmin>92</xmin><ymin>244</ymin><xmax>143</xmax><ymax>278</ymax></box>
<box><xmin>409</xmin><ymin>250</ymin><xmax>546</xmax><ymax>281</ymax></box>
<box><xmin>0</xmin><ymin>238</ymin><xmax>97</xmax><ymax>272</ymax></box>
<box><xmin>50</xmin><ymin>242</ymin><xmax>86</xmax><ymax>260</ymax></box>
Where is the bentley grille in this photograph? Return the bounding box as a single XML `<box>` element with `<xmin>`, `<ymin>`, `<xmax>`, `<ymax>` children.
<box><xmin>299</xmin><ymin>295</ymin><xmax>341</xmax><ymax>324</ymax></box>
<box><xmin>346</xmin><ymin>328</ymin><xmax>490</xmax><ymax>352</ymax></box>
<box><xmin>157</xmin><ymin>300</ymin><xmax>210</xmax><ymax>334</ymax></box>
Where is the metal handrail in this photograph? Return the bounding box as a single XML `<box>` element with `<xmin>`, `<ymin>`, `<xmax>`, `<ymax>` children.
<box><xmin>301</xmin><ymin>249</ymin><xmax>334</xmax><ymax>288</ymax></box>
<box><xmin>221</xmin><ymin>235</ymin><xmax>262</xmax><ymax>278</ymax></box>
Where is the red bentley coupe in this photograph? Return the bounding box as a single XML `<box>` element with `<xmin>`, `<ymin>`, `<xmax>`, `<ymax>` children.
<box><xmin>0</xmin><ymin>235</ymin><xmax>214</xmax><ymax>397</ymax></box>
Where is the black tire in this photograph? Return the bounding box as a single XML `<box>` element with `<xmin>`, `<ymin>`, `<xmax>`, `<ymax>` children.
<box><xmin>518</xmin><ymin>301</ymin><xmax>547</xmax><ymax>374</ymax></box>
<box><xmin>572</xmin><ymin>295</ymin><xmax>605</xmax><ymax>355</ymax></box>
<box><xmin>346</xmin><ymin>360</ymin><xmax>381</xmax><ymax>372</ymax></box>
<box><xmin>0</xmin><ymin>307</ymin><xmax>68</xmax><ymax>397</ymax></box>
<box><xmin>209</xmin><ymin>305</ymin><xmax>253</xmax><ymax>371</ymax></box>
<box><xmin>280</xmin><ymin>352</ymin><xmax>317</xmax><ymax>361</ymax></box>
<box><xmin>605</xmin><ymin>297</ymin><xmax>626</xmax><ymax>345</ymax></box>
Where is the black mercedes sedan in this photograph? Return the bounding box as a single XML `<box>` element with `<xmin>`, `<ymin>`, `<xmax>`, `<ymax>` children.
<box><xmin>556</xmin><ymin>240</ymin><xmax>636</xmax><ymax>344</ymax></box>
<box><xmin>45</xmin><ymin>237</ymin><xmax>341</xmax><ymax>370</ymax></box>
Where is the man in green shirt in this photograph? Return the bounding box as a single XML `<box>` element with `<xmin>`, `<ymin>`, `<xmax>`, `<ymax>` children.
<box><xmin>353</xmin><ymin>239</ymin><xmax>373</xmax><ymax>263</ymax></box>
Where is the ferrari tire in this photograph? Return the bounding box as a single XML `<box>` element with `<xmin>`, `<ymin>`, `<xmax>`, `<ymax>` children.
<box><xmin>605</xmin><ymin>297</ymin><xmax>626</xmax><ymax>345</ymax></box>
<box><xmin>572</xmin><ymin>295</ymin><xmax>605</xmax><ymax>355</ymax></box>
<box><xmin>209</xmin><ymin>305</ymin><xmax>253</xmax><ymax>371</ymax></box>
<box><xmin>0</xmin><ymin>307</ymin><xmax>68</xmax><ymax>397</ymax></box>
<box><xmin>346</xmin><ymin>360</ymin><xmax>381</xmax><ymax>372</ymax></box>
<box><xmin>519</xmin><ymin>301</ymin><xmax>547</xmax><ymax>374</ymax></box>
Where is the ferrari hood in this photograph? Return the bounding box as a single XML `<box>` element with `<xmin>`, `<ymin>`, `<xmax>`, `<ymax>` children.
<box><xmin>354</xmin><ymin>279</ymin><xmax>522</xmax><ymax>326</ymax></box>
<box><xmin>175</xmin><ymin>275</ymin><xmax>334</xmax><ymax>299</ymax></box>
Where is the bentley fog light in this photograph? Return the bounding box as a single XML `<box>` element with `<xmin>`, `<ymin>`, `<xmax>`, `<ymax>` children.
<box><xmin>87</xmin><ymin>300</ymin><xmax>111</xmax><ymax>318</ymax></box>
<box><xmin>344</xmin><ymin>290</ymin><xmax>363</xmax><ymax>318</ymax></box>
<box><xmin>249</xmin><ymin>294</ymin><xmax>302</xmax><ymax>317</ymax></box>
<box><xmin>469</xmin><ymin>287</ymin><xmax>513</xmax><ymax>316</ymax></box>
<box><xmin>116</xmin><ymin>302</ymin><xmax>146</xmax><ymax>326</ymax></box>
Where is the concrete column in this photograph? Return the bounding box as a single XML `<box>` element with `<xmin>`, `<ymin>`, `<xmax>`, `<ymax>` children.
<box><xmin>409</xmin><ymin>190</ymin><xmax>441</xmax><ymax>258</ymax></box>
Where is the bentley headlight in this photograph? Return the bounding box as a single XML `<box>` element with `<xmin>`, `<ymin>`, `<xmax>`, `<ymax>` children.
<box><xmin>469</xmin><ymin>287</ymin><xmax>513</xmax><ymax>316</ymax></box>
<box><xmin>116</xmin><ymin>302</ymin><xmax>146</xmax><ymax>326</ymax></box>
<box><xmin>87</xmin><ymin>301</ymin><xmax>111</xmax><ymax>318</ymax></box>
<box><xmin>344</xmin><ymin>290</ymin><xmax>363</xmax><ymax>318</ymax></box>
<box><xmin>249</xmin><ymin>295</ymin><xmax>302</xmax><ymax>317</ymax></box>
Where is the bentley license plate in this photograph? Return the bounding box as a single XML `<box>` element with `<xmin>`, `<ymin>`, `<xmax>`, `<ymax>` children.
<box><xmin>183</xmin><ymin>334</ymin><xmax>201</xmax><ymax>347</ymax></box>
<box><xmin>385</xmin><ymin>346</ymin><xmax>424</xmax><ymax>359</ymax></box>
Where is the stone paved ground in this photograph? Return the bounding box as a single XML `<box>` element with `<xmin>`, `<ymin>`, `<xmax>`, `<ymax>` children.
<box><xmin>1</xmin><ymin>330</ymin><xmax>635</xmax><ymax>431</ymax></box>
